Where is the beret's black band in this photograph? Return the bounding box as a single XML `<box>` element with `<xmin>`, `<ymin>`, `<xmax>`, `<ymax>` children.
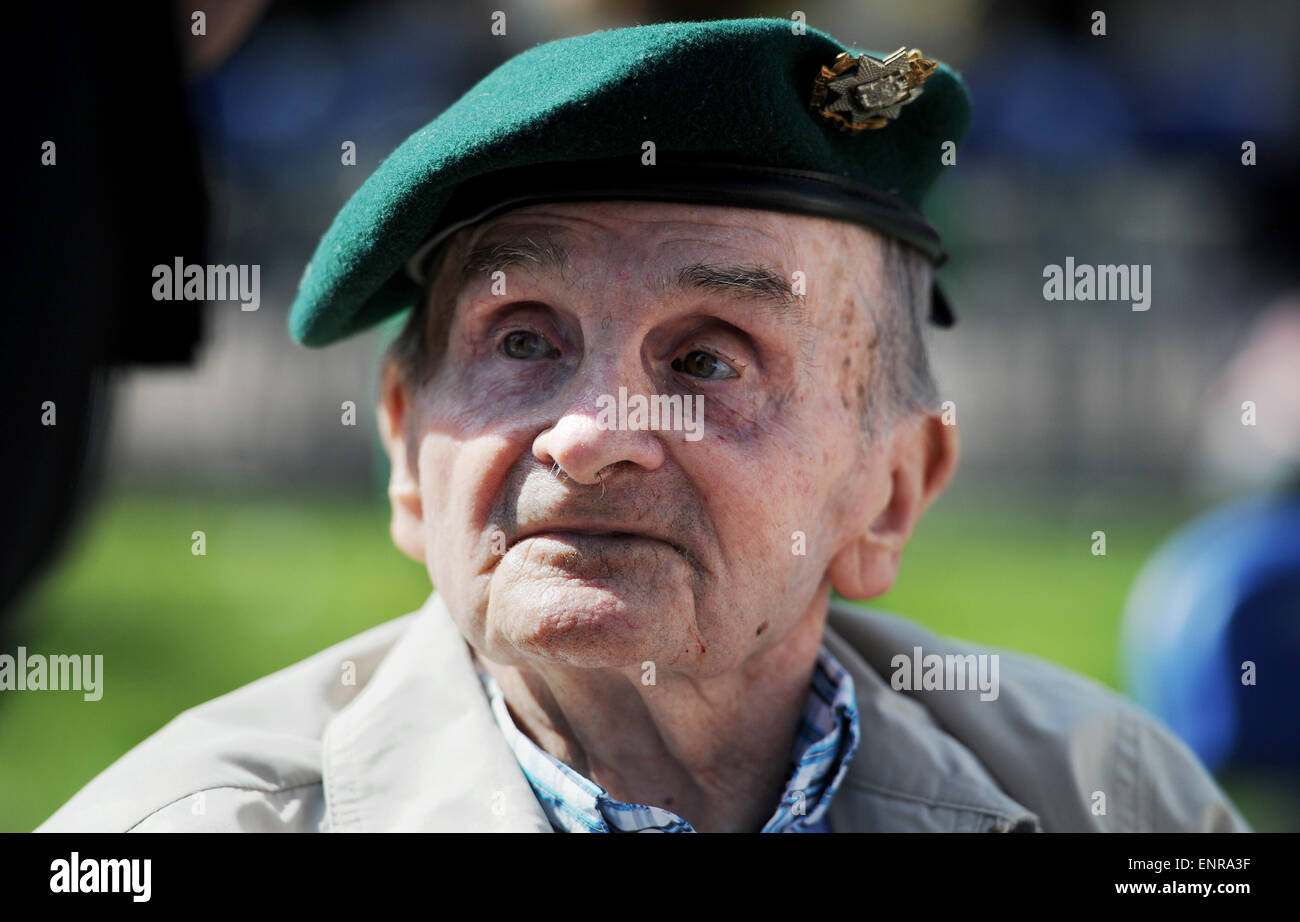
<box><xmin>405</xmin><ymin>158</ymin><xmax>954</xmax><ymax>326</ymax></box>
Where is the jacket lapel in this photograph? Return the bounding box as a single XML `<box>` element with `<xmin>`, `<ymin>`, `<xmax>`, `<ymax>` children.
<box><xmin>322</xmin><ymin>592</ymin><xmax>552</xmax><ymax>832</ymax></box>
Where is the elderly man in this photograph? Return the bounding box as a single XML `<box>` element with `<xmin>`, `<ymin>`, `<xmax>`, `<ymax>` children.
<box><xmin>39</xmin><ymin>18</ymin><xmax>1245</xmax><ymax>833</ymax></box>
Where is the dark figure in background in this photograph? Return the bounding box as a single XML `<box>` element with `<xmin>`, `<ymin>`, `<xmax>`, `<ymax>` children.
<box><xmin>1</xmin><ymin>3</ymin><xmax>267</xmax><ymax>629</ymax></box>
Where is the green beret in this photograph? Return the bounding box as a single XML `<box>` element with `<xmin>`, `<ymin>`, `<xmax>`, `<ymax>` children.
<box><xmin>289</xmin><ymin>17</ymin><xmax>971</xmax><ymax>347</ymax></box>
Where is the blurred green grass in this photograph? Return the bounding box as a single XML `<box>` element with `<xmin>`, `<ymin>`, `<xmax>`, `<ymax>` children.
<box><xmin>0</xmin><ymin>483</ymin><xmax>1275</xmax><ymax>831</ymax></box>
<box><xmin>0</xmin><ymin>490</ymin><xmax>432</xmax><ymax>832</ymax></box>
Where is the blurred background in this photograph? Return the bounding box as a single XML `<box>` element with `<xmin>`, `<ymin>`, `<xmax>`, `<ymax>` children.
<box><xmin>3</xmin><ymin>0</ymin><xmax>1297</xmax><ymax>832</ymax></box>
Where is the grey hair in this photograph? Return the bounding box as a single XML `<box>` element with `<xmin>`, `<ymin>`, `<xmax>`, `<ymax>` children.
<box><xmin>384</xmin><ymin>241</ymin><xmax>452</xmax><ymax>391</ymax></box>
<box><xmin>385</xmin><ymin>298</ymin><xmax>431</xmax><ymax>388</ymax></box>
<box><xmin>861</xmin><ymin>235</ymin><xmax>941</xmax><ymax>433</ymax></box>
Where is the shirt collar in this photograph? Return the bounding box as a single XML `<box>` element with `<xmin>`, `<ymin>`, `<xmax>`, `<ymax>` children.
<box><xmin>473</xmin><ymin>645</ymin><xmax>861</xmax><ymax>833</ymax></box>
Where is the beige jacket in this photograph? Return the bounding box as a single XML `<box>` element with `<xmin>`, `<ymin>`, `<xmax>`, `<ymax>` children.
<box><xmin>37</xmin><ymin>592</ymin><xmax>1248</xmax><ymax>832</ymax></box>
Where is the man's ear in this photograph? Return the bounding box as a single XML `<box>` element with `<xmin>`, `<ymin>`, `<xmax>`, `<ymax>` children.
<box><xmin>829</xmin><ymin>413</ymin><xmax>959</xmax><ymax>600</ymax></box>
<box><xmin>377</xmin><ymin>360</ymin><xmax>426</xmax><ymax>563</ymax></box>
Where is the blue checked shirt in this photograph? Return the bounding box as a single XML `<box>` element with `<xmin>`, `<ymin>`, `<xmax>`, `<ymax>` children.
<box><xmin>472</xmin><ymin>645</ymin><xmax>861</xmax><ymax>833</ymax></box>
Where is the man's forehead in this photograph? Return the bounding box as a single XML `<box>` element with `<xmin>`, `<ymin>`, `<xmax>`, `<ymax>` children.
<box><xmin>462</xmin><ymin>200</ymin><xmax>829</xmax><ymax>262</ymax></box>
<box><xmin>433</xmin><ymin>202</ymin><xmax>880</xmax><ymax>319</ymax></box>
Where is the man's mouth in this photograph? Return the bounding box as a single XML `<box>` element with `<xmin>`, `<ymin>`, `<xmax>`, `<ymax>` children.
<box><xmin>511</xmin><ymin>528</ymin><xmax>668</xmax><ymax>549</ymax></box>
<box><xmin>497</xmin><ymin>510</ymin><xmax>708</xmax><ymax>581</ymax></box>
<box><xmin>506</xmin><ymin>525</ymin><xmax>699</xmax><ymax>571</ymax></box>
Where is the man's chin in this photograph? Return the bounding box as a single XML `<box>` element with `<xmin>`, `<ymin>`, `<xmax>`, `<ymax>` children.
<box><xmin>486</xmin><ymin>579</ymin><xmax>691</xmax><ymax>665</ymax></box>
<box><xmin>486</xmin><ymin>542</ymin><xmax>697</xmax><ymax>667</ymax></box>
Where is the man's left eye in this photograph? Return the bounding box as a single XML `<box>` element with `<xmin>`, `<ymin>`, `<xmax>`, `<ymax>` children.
<box><xmin>671</xmin><ymin>349</ymin><xmax>738</xmax><ymax>380</ymax></box>
<box><xmin>500</xmin><ymin>330</ymin><xmax>558</xmax><ymax>360</ymax></box>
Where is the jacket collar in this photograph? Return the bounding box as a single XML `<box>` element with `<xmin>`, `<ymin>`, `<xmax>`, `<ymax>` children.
<box><xmin>824</xmin><ymin>599</ymin><xmax>1041</xmax><ymax>832</ymax></box>
<box><xmin>322</xmin><ymin>591</ymin><xmax>1039</xmax><ymax>832</ymax></box>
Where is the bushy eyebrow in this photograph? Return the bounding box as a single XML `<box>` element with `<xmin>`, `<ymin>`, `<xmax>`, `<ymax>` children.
<box><xmin>461</xmin><ymin>235</ymin><xmax>569</xmax><ymax>280</ymax></box>
<box><xmin>668</xmin><ymin>263</ymin><xmax>798</xmax><ymax>311</ymax></box>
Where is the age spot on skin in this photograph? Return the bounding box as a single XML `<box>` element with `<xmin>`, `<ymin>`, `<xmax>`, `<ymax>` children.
<box><xmin>840</xmin><ymin>354</ymin><xmax>855</xmax><ymax>410</ymax></box>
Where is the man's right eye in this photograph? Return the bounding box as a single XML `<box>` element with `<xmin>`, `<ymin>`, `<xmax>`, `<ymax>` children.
<box><xmin>500</xmin><ymin>330</ymin><xmax>558</xmax><ymax>360</ymax></box>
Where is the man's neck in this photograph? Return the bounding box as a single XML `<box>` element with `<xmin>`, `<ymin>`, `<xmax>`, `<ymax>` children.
<box><xmin>474</xmin><ymin>583</ymin><xmax>832</xmax><ymax>832</ymax></box>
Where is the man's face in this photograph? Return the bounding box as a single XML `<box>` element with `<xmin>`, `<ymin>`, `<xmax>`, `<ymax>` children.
<box><xmin>384</xmin><ymin>200</ymin><xmax>942</xmax><ymax>679</ymax></box>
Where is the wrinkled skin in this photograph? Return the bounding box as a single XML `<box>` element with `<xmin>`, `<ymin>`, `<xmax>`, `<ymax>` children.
<box><xmin>378</xmin><ymin>201</ymin><xmax>958</xmax><ymax>831</ymax></box>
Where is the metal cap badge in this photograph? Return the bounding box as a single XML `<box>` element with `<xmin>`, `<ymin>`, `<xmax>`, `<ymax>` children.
<box><xmin>811</xmin><ymin>47</ymin><xmax>937</xmax><ymax>132</ymax></box>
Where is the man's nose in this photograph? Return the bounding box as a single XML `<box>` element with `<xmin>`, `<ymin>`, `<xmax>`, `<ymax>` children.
<box><xmin>532</xmin><ymin>385</ymin><xmax>667</xmax><ymax>485</ymax></box>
